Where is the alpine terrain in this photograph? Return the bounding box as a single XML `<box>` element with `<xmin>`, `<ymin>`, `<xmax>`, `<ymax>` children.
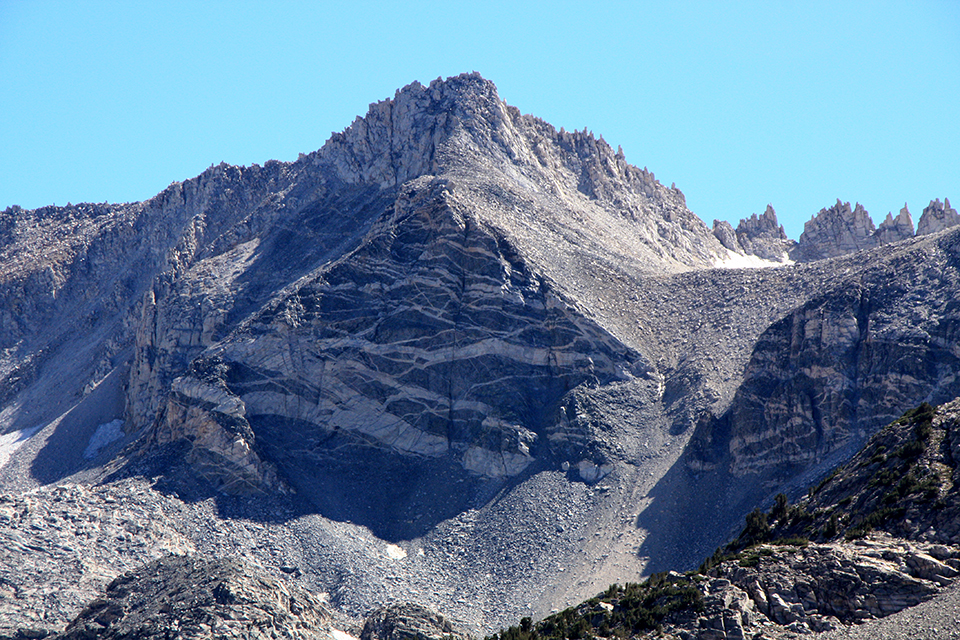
<box><xmin>1</xmin><ymin>73</ymin><xmax>959</xmax><ymax>639</ymax></box>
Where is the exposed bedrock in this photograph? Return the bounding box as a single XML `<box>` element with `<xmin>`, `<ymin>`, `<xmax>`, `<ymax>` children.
<box><xmin>150</xmin><ymin>179</ymin><xmax>654</xmax><ymax>538</ymax></box>
<box><xmin>692</xmin><ymin>228</ymin><xmax>960</xmax><ymax>479</ymax></box>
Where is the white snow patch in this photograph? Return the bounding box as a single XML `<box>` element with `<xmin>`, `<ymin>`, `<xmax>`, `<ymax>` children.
<box><xmin>0</xmin><ymin>425</ymin><xmax>41</xmax><ymax>469</ymax></box>
<box><xmin>332</xmin><ymin>629</ymin><xmax>359</xmax><ymax>640</ymax></box>
<box><xmin>714</xmin><ymin>249</ymin><xmax>792</xmax><ymax>270</ymax></box>
<box><xmin>83</xmin><ymin>419</ymin><xmax>125</xmax><ymax>459</ymax></box>
<box><xmin>385</xmin><ymin>543</ymin><xmax>407</xmax><ymax>560</ymax></box>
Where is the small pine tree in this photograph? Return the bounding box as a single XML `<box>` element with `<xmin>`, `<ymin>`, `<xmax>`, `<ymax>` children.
<box><xmin>772</xmin><ymin>493</ymin><xmax>789</xmax><ymax>522</ymax></box>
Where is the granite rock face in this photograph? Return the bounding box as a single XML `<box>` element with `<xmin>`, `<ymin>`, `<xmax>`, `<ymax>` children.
<box><xmin>793</xmin><ymin>200</ymin><xmax>880</xmax><ymax>261</ymax></box>
<box><xmin>118</xmin><ymin>73</ymin><xmax>729</xmax><ymax>538</ymax></box>
<box><xmin>917</xmin><ymin>197</ymin><xmax>960</xmax><ymax>236</ymax></box>
<box><xmin>151</xmin><ymin>175</ymin><xmax>652</xmax><ymax>537</ymax></box>
<box><xmin>875</xmin><ymin>204</ymin><xmax>915</xmax><ymax>244</ymax></box>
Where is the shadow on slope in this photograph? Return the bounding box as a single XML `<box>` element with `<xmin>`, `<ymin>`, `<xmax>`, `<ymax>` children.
<box><xmin>28</xmin><ymin>365</ymin><xmax>128</xmax><ymax>486</ymax></box>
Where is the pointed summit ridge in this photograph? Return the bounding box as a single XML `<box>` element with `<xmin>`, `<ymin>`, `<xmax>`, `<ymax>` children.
<box><xmin>317</xmin><ymin>73</ymin><xmax>507</xmax><ymax>188</ymax></box>
<box><xmin>308</xmin><ymin>73</ymin><xmax>732</xmax><ymax>275</ymax></box>
<box><xmin>876</xmin><ymin>203</ymin><xmax>915</xmax><ymax>244</ymax></box>
<box><xmin>794</xmin><ymin>199</ymin><xmax>879</xmax><ymax>260</ymax></box>
<box><xmin>717</xmin><ymin>204</ymin><xmax>794</xmax><ymax>262</ymax></box>
<box><xmin>917</xmin><ymin>197</ymin><xmax>960</xmax><ymax>236</ymax></box>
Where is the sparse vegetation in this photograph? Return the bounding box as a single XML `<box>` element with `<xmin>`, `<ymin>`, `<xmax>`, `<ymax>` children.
<box><xmin>486</xmin><ymin>574</ymin><xmax>704</xmax><ymax>640</ymax></box>
<box><xmin>491</xmin><ymin>401</ymin><xmax>954</xmax><ymax>640</ymax></box>
<box><xmin>706</xmin><ymin>401</ymin><xmax>950</xmax><ymax>556</ymax></box>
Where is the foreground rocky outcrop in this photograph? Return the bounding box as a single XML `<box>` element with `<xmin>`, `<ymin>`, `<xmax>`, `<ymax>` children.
<box><xmin>487</xmin><ymin>535</ymin><xmax>960</xmax><ymax>640</ymax></box>
<box><xmin>489</xmin><ymin>401</ymin><xmax>960</xmax><ymax>640</ymax></box>
<box><xmin>0</xmin><ymin>483</ymin><xmax>195</xmax><ymax>638</ymax></box>
<box><xmin>361</xmin><ymin>603</ymin><xmax>470</xmax><ymax>640</ymax></box>
<box><xmin>53</xmin><ymin>555</ymin><xmax>335</xmax><ymax>640</ymax></box>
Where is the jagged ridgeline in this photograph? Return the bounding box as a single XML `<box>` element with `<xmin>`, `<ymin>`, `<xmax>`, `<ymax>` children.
<box><xmin>1</xmin><ymin>73</ymin><xmax>960</xmax><ymax>637</ymax></box>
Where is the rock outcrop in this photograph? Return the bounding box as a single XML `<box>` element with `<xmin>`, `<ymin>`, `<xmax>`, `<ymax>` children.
<box><xmin>53</xmin><ymin>555</ymin><xmax>335</xmax><ymax>640</ymax></box>
<box><xmin>875</xmin><ymin>203</ymin><xmax>915</xmax><ymax>244</ymax></box>
<box><xmin>756</xmin><ymin>399</ymin><xmax>960</xmax><ymax>546</ymax></box>
<box><xmin>712</xmin><ymin>205</ymin><xmax>794</xmax><ymax>262</ymax></box>
<box><xmin>361</xmin><ymin>603</ymin><xmax>470</xmax><ymax>640</ymax></box>
<box><xmin>734</xmin><ymin>205</ymin><xmax>793</xmax><ymax>261</ymax></box>
<box><xmin>917</xmin><ymin>197</ymin><xmax>960</xmax><ymax>236</ymax></box>
<box><xmin>793</xmin><ymin>199</ymin><xmax>879</xmax><ymax>261</ymax></box>
<box><xmin>0</xmin><ymin>482</ymin><xmax>195</xmax><ymax>638</ymax></box>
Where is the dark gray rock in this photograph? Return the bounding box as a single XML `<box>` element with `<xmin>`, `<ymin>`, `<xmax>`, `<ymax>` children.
<box><xmin>361</xmin><ymin>604</ymin><xmax>470</xmax><ymax>640</ymax></box>
<box><xmin>54</xmin><ymin>555</ymin><xmax>334</xmax><ymax>640</ymax></box>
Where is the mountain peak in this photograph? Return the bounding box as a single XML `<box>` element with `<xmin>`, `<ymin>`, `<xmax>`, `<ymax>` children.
<box><xmin>316</xmin><ymin>72</ymin><xmax>508</xmax><ymax>188</ymax></box>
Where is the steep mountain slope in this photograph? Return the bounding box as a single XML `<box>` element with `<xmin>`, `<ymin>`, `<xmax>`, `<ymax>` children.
<box><xmin>485</xmin><ymin>400</ymin><xmax>960</xmax><ymax>640</ymax></box>
<box><xmin>0</xmin><ymin>73</ymin><xmax>958</xmax><ymax>637</ymax></box>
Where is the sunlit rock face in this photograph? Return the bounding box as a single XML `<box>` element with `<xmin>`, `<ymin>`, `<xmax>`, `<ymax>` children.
<box><xmin>793</xmin><ymin>200</ymin><xmax>880</xmax><ymax>261</ymax></box>
<box><xmin>917</xmin><ymin>197</ymin><xmax>960</xmax><ymax>236</ymax></box>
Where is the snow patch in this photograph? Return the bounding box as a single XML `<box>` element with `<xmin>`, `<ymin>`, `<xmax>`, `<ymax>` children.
<box><xmin>332</xmin><ymin>629</ymin><xmax>359</xmax><ymax>640</ymax></box>
<box><xmin>83</xmin><ymin>419</ymin><xmax>125</xmax><ymax>459</ymax></box>
<box><xmin>0</xmin><ymin>425</ymin><xmax>41</xmax><ymax>470</ymax></box>
<box><xmin>714</xmin><ymin>249</ymin><xmax>792</xmax><ymax>270</ymax></box>
<box><xmin>385</xmin><ymin>543</ymin><xmax>407</xmax><ymax>560</ymax></box>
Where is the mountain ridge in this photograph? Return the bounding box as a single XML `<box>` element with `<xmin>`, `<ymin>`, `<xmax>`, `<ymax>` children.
<box><xmin>0</xmin><ymin>73</ymin><xmax>958</xmax><ymax>637</ymax></box>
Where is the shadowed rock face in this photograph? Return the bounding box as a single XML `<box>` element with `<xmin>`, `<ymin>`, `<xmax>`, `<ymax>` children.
<box><xmin>155</xmin><ymin>177</ymin><xmax>652</xmax><ymax>538</ymax></box>
<box><xmin>692</xmin><ymin>229</ymin><xmax>960</xmax><ymax>478</ymax></box>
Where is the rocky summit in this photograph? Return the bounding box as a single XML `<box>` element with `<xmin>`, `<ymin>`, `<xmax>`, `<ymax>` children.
<box><xmin>0</xmin><ymin>73</ymin><xmax>958</xmax><ymax>638</ymax></box>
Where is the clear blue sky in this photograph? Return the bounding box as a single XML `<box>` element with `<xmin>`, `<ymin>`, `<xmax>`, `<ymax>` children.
<box><xmin>2</xmin><ymin>1</ymin><xmax>957</xmax><ymax>239</ymax></box>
